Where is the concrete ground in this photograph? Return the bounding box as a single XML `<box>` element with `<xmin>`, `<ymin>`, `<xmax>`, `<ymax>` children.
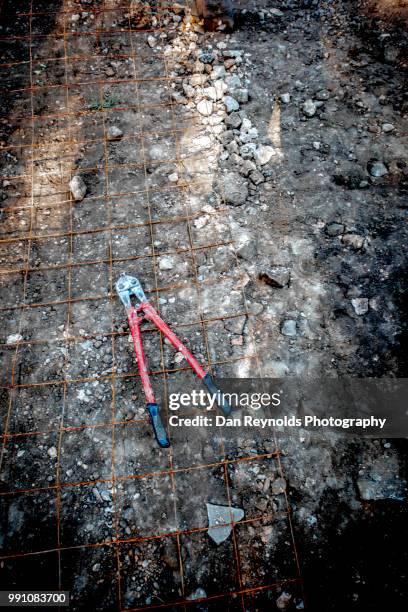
<box><xmin>0</xmin><ymin>1</ymin><xmax>407</xmax><ymax>611</ymax></box>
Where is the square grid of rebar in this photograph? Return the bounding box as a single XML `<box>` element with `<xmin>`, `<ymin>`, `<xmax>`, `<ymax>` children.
<box><xmin>0</xmin><ymin>2</ymin><xmax>303</xmax><ymax>610</ymax></box>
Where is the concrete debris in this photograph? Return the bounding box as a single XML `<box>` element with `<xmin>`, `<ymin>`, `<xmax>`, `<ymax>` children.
<box><xmin>254</xmin><ymin>145</ymin><xmax>276</xmax><ymax>166</ymax></box>
<box><xmin>351</xmin><ymin>298</ymin><xmax>369</xmax><ymax>315</ymax></box>
<box><xmin>302</xmin><ymin>99</ymin><xmax>317</xmax><ymax>117</ymax></box>
<box><xmin>219</xmin><ymin>172</ymin><xmax>248</xmax><ymax>206</ymax></box>
<box><xmin>206</xmin><ymin>503</ymin><xmax>245</xmax><ymax>545</ymax></box>
<box><xmin>197</xmin><ymin>99</ymin><xmax>213</xmax><ymax>116</ymax></box>
<box><xmin>281</xmin><ymin>320</ymin><xmax>297</xmax><ymax>337</ymax></box>
<box><xmin>6</xmin><ymin>333</ymin><xmax>23</xmax><ymax>344</ymax></box>
<box><xmin>368</xmin><ymin>159</ymin><xmax>388</xmax><ymax>177</ymax></box>
<box><xmin>277</xmin><ymin>592</ymin><xmax>292</xmax><ymax>610</ymax></box>
<box><xmin>342</xmin><ymin>233</ymin><xmax>364</xmax><ymax>249</ymax></box>
<box><xmin>107</xmin><ymin>125</ymin><xmax>123</xmax><ymax>140</ymax></box>
<box><xmin>259</xmin><ymin>266</ymin><xmax>291</xmax><ymax>288</ymax></box>
<box><xmin>224</xmin><ymin>95</ymin><xmax>240</xmax><ymax>113</ymax></box>
<box><xmin>69</xmin><ymin>175</ymin><xmax>87</xmax><ymax>201</ymax></box>
<box><xmin>158</xmin><ymin>257</ymin><xmax>173</xmax><ymax>271</ymax></box>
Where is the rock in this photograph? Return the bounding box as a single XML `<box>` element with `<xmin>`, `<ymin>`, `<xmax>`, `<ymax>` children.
<box><xmin>105</xmin><ymin>66</ymin><xmax>115</xmax><ymax>77</ymax></box>
<box><xmin>225</xmin><ymin>112</ymin><xmax>242</xmax><ymax>129</ymax></box>
<box><xmin>197</xmin><ymin>99</ymin><xmax>213</xmax><ymax>116</ymax></box>
<box><xmin>382</xmin><ymin>123</ymin><xmax>395</xmax><ymax>133</ymax></box>
<box><xmin>168</xmin><ymin>173</ymin><xmax>178</xmax><ymax>182</ymax></box>
<box><xmin>6</xmin><ymin>333</ymin><xmax>22</xmax><ymax>344</ymax></box>
<box><xmin>342</xmin><ymin>233</ymin><xmax>364</xmax><ymax>249</ymax></box>
<box><xmin>224</xmin><ymin>96</ymin><xmax>240</xmax><ymax>113</ymax></box>
<box><xmin>280</xmin><ymin>93</ymin><xmax>291</xmax><ymax>104</ymax></box>
<box><xmin>255</xmin><ymin>145</ymin><xmax>275</xmax><ymax>166</ymax></box>
<box><xmin>158</xmin><ymin>257</ymin><xmax>173</xmax><ymax>270</ymax></box>
<box><xmin>224</xmin><ymin>58</ymin><xmax>236</xmax><ymax>70</ymax></box>
<box><xmin>333</xmin><ymin>167</ymin><xmax>367</xmax><ymax>189</ymax></box>
<box><xmin>302</xmin><ymin>99</ymin><xmax>317</xmax><ymax>117</ymax></box>
<box><xmin>250</xmin><ymin>170</ymin><xmax>264</xmax><ymax>185</ymax></box>
<box><xmin>47</xmin><ymin>446</ymin><xmax>57</xmax><ymax>459</ymax></box>
<box><xmin>199</xmin><ymin>51</ymin><xmax>214</xmax><ymax>64</ymax></box>
<box><xmin>368</xmin><ymin>159</ymin><xmax>388</xmax><ymax>177</ymax></box>
<box><xmin>315</xmin><ymin>89</ymin><xmax>330</xmax><ymax>101</ymax></box>
<box><xmin>277</xmin><ymin>592</ymin><xmax>292</xmax><ymax>610</ymax></box>
<box><xmin>259</xmin><ymin>266</ymin><xmax>290</xmax><ymax>288</ymax></box>
<box><xmin>69</xmin><ymin>175</ymin><xmax>87</xmax><ymax>201</ymax></box>
<box><xmin>206</xmin><ymin>503</ymin><xmax>245</xmax><ymax>545</ymax></box>
<box><xmin>270</xmin><ymin>8</ymin><xmax>284</xmax><ymax>17</ymax></box>
<box><xmin>281</xmin><ymin>320</ymin><xmax>297</xmax><ymax>337</ymax></box>
<box><xmin>272</xmin><ymin>477</ymin><xmax>287</xmax><ymax>494</ymax></box>
<box><xmin>219</xmin><ymin>172</ymin><xmax>248</xmax><ymax>206</ymax></box>
<box><xmin>351</xmin><ymin>298</ymin><xmax>369</xmax><ymax>315</ymax></box>
<box><xmin>190</xmin><ymin>74</ymin><xmax>207</xmax><ymax>87</ymax></box>
<box><xmin>325</xmin><ymin>222</ymin><xmax>344</xmax><ymax>237</ymax></box>
<box><xmin>202</xmin><ymin>86</ymin><xmax>217</xmax><ymax>101</ymax></box>
<box><xmin>234</xmin><ymin>89</ymin><xmax>249</xmax><ymax>103</ymax></box>
<box><xmin>147</xmin><ymin>35</ymin><xmax>155</xmax><ymax>48</ymax></box>
<box><xmin>107</xmin><ymin>125</ymin><xmax>123</xmax><ymax>140</ymax></box>
<box><xmin>240</xmin><ymin>143</ymin><xmax>256</xmax><ymax>159</ymax></box>
<box><xmin>210</xmin><ymin>65</ymin><xmax>226</xmax><ymax>80</ymax></box>
<box><xmin>187</xmin><ymin>588</ymin><xmax>207</xmax><ymax>601</ymax></box>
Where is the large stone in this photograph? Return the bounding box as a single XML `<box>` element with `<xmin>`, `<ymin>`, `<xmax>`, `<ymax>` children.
<box><xmin>69</xmin><ymin>175</ymin><xmax>87</xmax><ymax>201</ymax></box>
<box><xmin>206</xmin><ymin>503</ymin><xmax>245</xmax><ymax>545</ymax></box>
<box><xmin>224</xmin><ymin>96</ymin><xmax>240</xmax><ymax>113</ymax></box>
<box><xmin>107</xmin><ymin>125</ymin><xmax>123</xmax><ymax>140</ymax></box>
<box><xmin>259</xmin><ymin>266</ymin><xmax>290</xmax><ymax>288</ymax></box>
<box><xmin>302</xmin><ymin>99</ymin><xmax>317</xmax><ymax>117</ymax></box>
<box><xmin>281</xmin><ymin>320</ymin><xmax>297</xmax><ymax>337</ymax></box>
<box><xmin>368</xmin><ymin>159</ymin><xmax>388</xmax><ymax>177</ymax></box>
<box><xmin>219</xmin><ymin>172</ymin><xmax>248</xmax><ymax>206</ymax></box>
<box><xmin>255</xmin><ymin>145</ymin><xmax>276</xmax><ymax>166</ymax></box>
<box><xmin>351</xmin><ymin>298</ymin><xmax>369</xmax><ymax>315</ymax></box>
<box><xmin>197</xmin><ymin>99</ymin><xmax>213</xmax><ymax>116</ymax></box>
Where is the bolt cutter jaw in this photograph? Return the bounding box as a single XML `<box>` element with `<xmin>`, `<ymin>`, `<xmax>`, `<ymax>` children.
<box><xmin>115</xmin><ymin>274</ymin><xmax>147</xmax><ymax>310</ymax></box>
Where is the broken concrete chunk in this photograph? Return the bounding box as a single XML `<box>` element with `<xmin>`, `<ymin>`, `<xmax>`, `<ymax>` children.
<box><xmin>368</xmin><ymin>159</ymin><xmax>388</xmax><ymax>177</ymax></box>
<box><xmin>107</xmin><ymin>125</ymin><xmax>123</xmax><ymax>140</ymax></box>
<box><xmin>206</xmin><ymin>503</ymin><xmax>245</xmax><ymax>545</ymax></box>
<box><xmin>281</xmin><ymin>320</ymin><xmax>297</xmax><ymax>337</ymax></box>
<box><xmin>272</xmin><ymin>477</ymin><xmax>287</xmax><ymax>495</ymax></box>
<box><xmin>259</xmin><ymin>266</ymin><xmax>290</xmax><ymax>288</ymax></box>
<box><xmin>158</xmin><ymin>257</ymin><xmax>173</xmax><ymax>271</ymax></box>
<box><xmin>255</xmin><ymin>145</ymin><xmax>276</xmax><ymax>166</ymax></box>
<box><xmin>69</xmin><ymin>175</ymin><xmax>87</xmax><ymax>201</ymax></box>
<box><xmin>219</xmin><ymin>172</ymin><xmax>248</xmax><ymax>206</ymax></box>
<box><xmin>342</xmin><ymin>233</ymin><xmax>364</xmax><ymax>249</ymax></box>
<box><xmin>351</xmin><ymin>298</ymin><xmax>369</xmax><ymax>315</ymax></box>
<box><xmin>197</xmin><ymin>99</ymin><xmax>213</xmax><ymax>116</ymax></box>
<box><xmin>224</xmin><ymin>95</ymin><xmax>240</xmax><ymax>113</ymax></box>
<box><xmin>302</xmin><ymin>99</ymin><xmax>317</xmax><ymax>117</ymax></box>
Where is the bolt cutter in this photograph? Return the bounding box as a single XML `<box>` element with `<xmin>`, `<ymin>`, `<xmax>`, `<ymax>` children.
<box><xmin>116</xmin><ymin>274</ymin><xmax>231</xmax><ymax>448</ymax></box>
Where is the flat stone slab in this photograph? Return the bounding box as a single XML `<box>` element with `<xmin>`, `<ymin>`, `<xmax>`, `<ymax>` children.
<box><xmin>206</xmin><ymin>503</ymin><xmax>245</xmax><ymax>545</ymax></box>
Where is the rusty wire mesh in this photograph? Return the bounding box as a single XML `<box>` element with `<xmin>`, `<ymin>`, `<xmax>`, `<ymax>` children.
<box><xmin>0</xmin><ymin>1</ymin><xmax>303</xmax><ymax>610</ymax></box>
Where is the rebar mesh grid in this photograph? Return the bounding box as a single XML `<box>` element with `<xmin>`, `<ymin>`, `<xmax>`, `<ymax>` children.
<box><xmin>0</xmin><ymin>2</ymin><xmax>303</xmax><ymax>610</ymax></box>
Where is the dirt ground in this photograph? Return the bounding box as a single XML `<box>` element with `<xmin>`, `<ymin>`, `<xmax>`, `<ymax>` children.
<box><xmin>0</xmin><ymin>1</ymin><xmax>407</xmax><ymax>611</ymax></box>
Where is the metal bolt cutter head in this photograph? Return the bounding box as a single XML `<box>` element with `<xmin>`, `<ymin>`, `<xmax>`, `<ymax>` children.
<box><xmin>115</xmin><ymin>274</ymin><xmax>231</xmax><ymax>448</ymax></box>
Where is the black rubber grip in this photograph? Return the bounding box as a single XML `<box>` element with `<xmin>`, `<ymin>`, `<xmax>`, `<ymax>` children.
<box><xmin>203</xmin><ymin>373</ymin><xmax>231</xmax><ymax>416</ymax></box>
<box><xmin>147</xmin><ymin>403</ymin><xmax>170</xmax><ymax>448</ymax></box>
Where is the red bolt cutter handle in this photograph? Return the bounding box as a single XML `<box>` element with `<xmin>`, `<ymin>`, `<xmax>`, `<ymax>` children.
<box><xmin>126</xmin><ymin>301</ymin><xmax>231</xmax><ymax>448</ymax></box>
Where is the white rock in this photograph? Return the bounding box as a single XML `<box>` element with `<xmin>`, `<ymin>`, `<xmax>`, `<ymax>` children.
<box><xmin>69</xmin><ymin>175</ymin><xmax>87</xmax><ymax>201</ymax></box>
<box><xmin>224</xmin><ymin>96</ymin><xmax>239</xmax><ymax>113</ymax></box>
<box><xmin>382</xmin><ymin>123</ymin><xmax>394</xmax><ymax>133</ymax></box>
<box><xmin>47</xmin><ymin>446</ymin><xmax>58</xmax><ymax>459</ymax></box>
<box><xmin>213</xmin><ymin>79</ymin><xmax>228</xmax><ymax>100</ymax></box>
<box><xmin>6</xmin><ymin>333</ymin><xmax>22</xmax><ymax>344</ymax></box>
<box><xmin>147</xmin><ymin>35</ymin><xmax>156</xmax><ymax>48</ymax></box>
<box><xmin>280</xmin><ymin>93</ymin><xmax>291</xmax><ymax>104</ymax></box>
<box><xmin>202</xmin><ymin>86</ymin><xmax>217</xmax><ymax>101</ymax></box>
<box><xmin>168</xmin><ymin>173</ymin><xmax>179</xmax><ymax>182</ymax></box>
<box><xmin>197</xmin><ymin>100</ymin><xmax>213</xmax><ymax>116</ymax></box>
<box><xmin>351</xmin><ymin>298</ymin><xmax>369</xmax><ymax>315</ymax></box>
<box><xmin>190</xmin><ymin>73</ymin><xmax>207</xmax><ymax>87</ymax></box>
<box><xmin>158</xmin><ymin>257</ymin><xmax>173</xmax><ymax>271</ymax></box>
<box><xmin>194</xmin><ymin>215</ymin><xmax>208</xmax><ymax>229</ymax></box>
<box><xmin>210</xmin><ymin>65</ymin><xmax>226</xmax><ymax>80</ymax></box>
<box><xmin>107</xmin><ymin>125</ymin><xmax>123</xmax><ymax>140</ymax></box>
<box><xmin>302</xmin><ymin>99</ymin><xmax>317</xmax><ymax>117</ymax></box>
<box><xmin>255</xmin><ymin>145</ymin><xmax>276</xmax><ymax>165</ymax></box>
